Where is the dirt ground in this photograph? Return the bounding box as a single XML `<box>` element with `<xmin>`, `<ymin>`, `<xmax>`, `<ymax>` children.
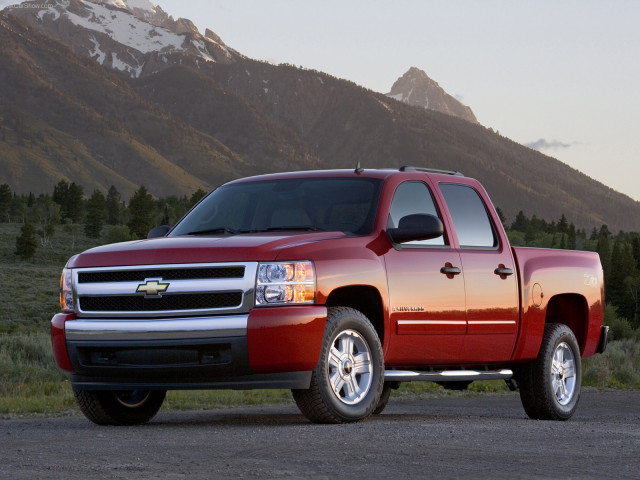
<box><xmin>1</xmin><ymin>390</ymin><xmax>638</xmax><ymax>479</ymax></box>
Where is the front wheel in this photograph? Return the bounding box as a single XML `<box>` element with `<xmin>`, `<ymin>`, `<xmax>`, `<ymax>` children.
<box><xmin>74</xmin><ymin>389</ymin><xmax>166</xmax><ymax>425</ymax></box>
<box><xmin>292</xmin><ymin>307</ymin><xmax>384</xmax><ymax>423</ymax></box>
<box><xmin>517</xmin><ymin>323</ymin><xmax>581</xmax><ymax>421</ymax></box>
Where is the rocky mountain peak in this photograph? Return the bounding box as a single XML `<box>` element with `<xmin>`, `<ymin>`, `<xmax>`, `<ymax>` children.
<box><xmin>387</xmin><ymin>67</ymin><xmax>478</xmax><ymax>124</ymax></box>
<box><xmin>4</xmin><ymin>0</ymin><xmax>237</xmax><ymax>78</ymax></box>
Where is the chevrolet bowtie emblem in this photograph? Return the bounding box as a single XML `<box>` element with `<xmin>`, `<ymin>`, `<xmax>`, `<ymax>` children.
<box><xmin>136</xmin><ymin>279</ymin><xmax>170</xmax><ymax>297</ymax></box>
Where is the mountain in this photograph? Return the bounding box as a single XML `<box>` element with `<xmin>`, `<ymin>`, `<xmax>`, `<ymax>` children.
<box><xmin>6</xmin><ymin>0</ymin><xmax>240</xmax><ymax>78</ymax></box>
<box><xmin>1</xmin><ymin>1</ymin><xmax>640</xmax><ymax>232</ymax></box>
<box><xmin>387</xmin><ymin>67</ymin><xmax>478</xmax><ymax>123</ymax></box>
<box><xmin>0</xmin><ymin>10</ymin><xmax>251</xmax><ymax>199</ymax></box>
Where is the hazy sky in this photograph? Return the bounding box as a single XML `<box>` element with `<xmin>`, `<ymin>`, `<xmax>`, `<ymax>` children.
<box><xmin>158</xmin><ymin>0</ymin><xmax>640</xmax><ymax>202</ymax></box>
<box><xmin>2</xmin><ymin>0</ymin><xmax>639</xmax><ymax>202</ymax></box>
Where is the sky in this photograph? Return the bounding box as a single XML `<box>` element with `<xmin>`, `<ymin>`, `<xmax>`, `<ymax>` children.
<box><xmin>2</xmin><ymin>0</ymin><xmax>639</xmax><ymax>201</ymax></box>
<box><xmin>157</xmin><ymin>0</ymin><xmax>640</xmax><ymax>202</ymax></box>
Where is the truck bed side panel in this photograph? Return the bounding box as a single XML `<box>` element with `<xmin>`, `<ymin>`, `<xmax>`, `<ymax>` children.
<box><xmin>511</xmin><ymin>247</ymin><xmax>604</xmax><ymax>361</ymax></box>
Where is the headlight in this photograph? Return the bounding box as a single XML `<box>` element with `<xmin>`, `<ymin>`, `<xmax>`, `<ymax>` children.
<box><xmin>60</xmin><ymin>268</ymin><xmax>75</xmax><ymax>312</ymax></box>
<box><xmin>256</xmin><ymin>261</ymin><xmax>315</xmax><ymax>306</ymax></box>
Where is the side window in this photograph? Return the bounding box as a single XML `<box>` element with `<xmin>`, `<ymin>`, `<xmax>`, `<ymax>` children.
<box><xmin>388</xmin><ymin>181</ymin><xmax>446</xmax><ymax>246</ymax></box>
<box><xmin>439</xmin><ymin>183</ymin><xmax>497</xmax><ymax>248</ymax></box>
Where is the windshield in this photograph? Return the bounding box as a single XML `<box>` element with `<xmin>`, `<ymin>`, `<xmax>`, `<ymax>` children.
<box><xmin>170</xmin><ymin>177</ymin><xmax>384</xmax><ymax>236</ymax></box>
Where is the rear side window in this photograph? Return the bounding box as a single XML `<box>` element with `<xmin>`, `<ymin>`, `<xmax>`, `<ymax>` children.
<box><xmin>388</xmin><ymin>181</ymin><xmax>446</xmax><ymax>246</ymax></box>
<box><xmin>440</xmin><ymin>183</ymin><xmax>497</xmax><ymax>248</ymax></box>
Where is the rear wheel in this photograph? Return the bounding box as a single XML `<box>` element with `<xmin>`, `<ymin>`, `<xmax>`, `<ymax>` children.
<box><xmin>517</xmin><ymin>323</ymin><xmax>581</xmax><ymax>420</ymax></box>
<box><xmin>74</xmin><ymin>389</ymin><xmax>166</xmax><ymax>425</ymax></box>
<box><xmin>292</xmin><ymin>307</ymin><xmax>384</xmax><ymax>423</ymax></box>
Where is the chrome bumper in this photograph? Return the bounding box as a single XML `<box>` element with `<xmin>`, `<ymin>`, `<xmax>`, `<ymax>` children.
<box><xmin>65</xmin><ymin>315</ymin><xmax>248</xmax><ymax>341</ymax></box>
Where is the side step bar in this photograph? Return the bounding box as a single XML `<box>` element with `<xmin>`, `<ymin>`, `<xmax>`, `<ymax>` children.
<box><xmin>384</xmin><ymin>369</ymin><xmax>513</xmax><ymax>383</ymax></box>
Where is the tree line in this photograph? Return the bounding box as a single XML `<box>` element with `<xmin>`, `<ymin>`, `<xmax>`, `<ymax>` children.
<box><xmin>1</xmin><ymin>181</ymin><xmax>206</xmax><ymax>259</ymax></box>
<box><xmin>2</xmin><ymin>183</ymin><xmax>638</xmax><ymax>328</ymax></box>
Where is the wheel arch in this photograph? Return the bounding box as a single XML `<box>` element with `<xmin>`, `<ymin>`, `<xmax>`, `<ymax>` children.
<box><xmin>544</xmin><ymin>293</ymin><xmax>589</xmax><ymax>355</ymax></box>
<box><xmin>325</xmin><ymin>285</ymin><xmax>385</xmax><ymax>345</ymax></box>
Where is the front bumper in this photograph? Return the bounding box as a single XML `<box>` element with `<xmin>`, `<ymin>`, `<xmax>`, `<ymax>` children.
<box><xmin>52</xmin><ymin>306</ymin><xmax>327</xmax><ymax>391</ymax></box>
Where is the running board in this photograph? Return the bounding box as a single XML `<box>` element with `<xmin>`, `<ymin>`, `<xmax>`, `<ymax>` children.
<box><xmin>384</xmin><ymin>369</ymin><xmax>513</xmax><ymax>383</ymax></box>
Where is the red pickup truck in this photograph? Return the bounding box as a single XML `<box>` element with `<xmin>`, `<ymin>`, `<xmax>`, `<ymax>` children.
<box><xmin>51</xmin><ymin>167</ymin><xmax>608</xmax><ymax>425</ymax></box>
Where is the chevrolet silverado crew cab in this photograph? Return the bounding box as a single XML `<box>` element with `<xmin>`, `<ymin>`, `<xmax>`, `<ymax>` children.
<box><xmin>52</xmin><ymin>167</ymin><xmax>609</xmax><ymax>425</ymax></box>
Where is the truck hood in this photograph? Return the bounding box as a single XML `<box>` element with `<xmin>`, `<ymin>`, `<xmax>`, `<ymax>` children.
<box><xmin>67</xmin><ymin>231</ymin><xmax>347</xmax><ymax>268</ymax></box>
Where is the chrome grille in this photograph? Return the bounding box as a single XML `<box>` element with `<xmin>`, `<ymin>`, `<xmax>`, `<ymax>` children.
<box><xmin>73</xmin><ymin>263</ymin><xmax>257</xmax><ymax>318</ymax></box>
<box><xmin>78</xmin><ymin>267</ymin><xmax>245</xmax><ymax>283</ymax></box>
<box><xmin>79</xmin><ymin>292</ymin><xmax>243</xmax><ymax>312</ymax></box>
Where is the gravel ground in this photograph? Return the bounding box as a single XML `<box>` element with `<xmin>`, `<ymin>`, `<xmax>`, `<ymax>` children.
<box><xmin>1</xmin><ymin>390</ymin><xmax>638</xmax><ymax>479</ymax></box>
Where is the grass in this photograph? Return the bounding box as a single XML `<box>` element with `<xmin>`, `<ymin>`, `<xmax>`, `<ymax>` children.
<box><xmin>0</xmin><ymin>222</ymin><xmax>638</xmax><ymax>416</ymax></box>
<box><xmin>583</xmin><ymin>339</ymin><xmax>640</xmax><ymax>389</ymax></box>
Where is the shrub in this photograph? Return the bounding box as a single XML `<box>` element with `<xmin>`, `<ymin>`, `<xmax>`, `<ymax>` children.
<box><xmin>604</xmin><ymin>304</ymin><xmax>638</xmax><ymax>341</ymax></box>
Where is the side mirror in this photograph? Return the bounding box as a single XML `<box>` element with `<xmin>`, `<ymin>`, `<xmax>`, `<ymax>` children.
<box><xmin>147</xmin><ymin>225</ymin><xmax>171</xmax><ymax>239</ymax></box>
<box><xmin>388</xmin><ymin>214</ymin><xmax>444</xmax><ymax>244</ymax></box>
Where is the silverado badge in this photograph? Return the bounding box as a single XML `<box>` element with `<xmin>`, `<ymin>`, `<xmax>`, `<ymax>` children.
<box><xmin>136</xmin><ymin>279</ymin><xmax>170</xmax><ymax>297</ymax></box>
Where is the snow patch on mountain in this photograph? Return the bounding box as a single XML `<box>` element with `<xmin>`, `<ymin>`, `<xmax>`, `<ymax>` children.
<box><xmin>105</xmin><ymin>0</ymin><xmax>154</xmax><ymax>12</ymax></box>
<box><xmin>88</xmin><ymin>35</ymin><xmax>106</xmax><ymax>63</ymax></box>
<box><xmin>36</xmin><ymin>6</ymin><xmax>60</xmax><ymax>21</ymax></box>
<box><xmin>65</xmin><ymin>1</ymin><xmax>183</xmax><ymax>54</ymax></box>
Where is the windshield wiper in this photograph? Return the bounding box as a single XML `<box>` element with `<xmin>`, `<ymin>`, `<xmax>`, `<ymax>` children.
<box><xmin>186</xmin><ymin>227</ymin><xmax>240</xmax><ymax>236</ymax></box>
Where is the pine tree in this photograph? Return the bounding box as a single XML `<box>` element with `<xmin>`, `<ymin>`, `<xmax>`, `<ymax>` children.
<box><xmin>9</xmin><ymin>194</ymin><xmax>26</xmax><ymax>223</ymax></box>
<box><xmin>624</xmin><ymin>275</ymin><xmax>640</xmax><ymax>328</ymax></box>
<box><xmin>189</xmin><ymin>188</ymin><xmax>207</xmax><ymax>208</ymax></box>
<box><xmin>105</xmin><ymin>185</ymin><xmax>122</xmax><ymax>225</ymax></box>
<box><xmin>85</xmin><ymin>190</ymin><xmax>106</xmax><ymax>238</ymax></box>
<box><xmin>557</xmin><ymin>214</ymin><xmax>569</xmax><ymax>234</ymax></box>
<box><xmin>53</xmin><ymin>180</ymin><xmax>84</xmax><ymax>223</ymax></box>
<box><xmin>15</xmin><ymin>222</ymin><xmax>37</xmax><ymax>260</ymax></box>
<box><xmin>597</xmin><ymin>225</ymin><xmax>612</xmax><ymax>286</ymax></box>
<box><xmin>0</xmin><ymin>184</ymin><xmax>11</xmax><ymax>222</ymax></box>
<box><xmin>52</xmin><ymin>180</ymin><xmax>69</xmax><ymax>211</ymax></box>
<box><xmin>609</xmin><ymin>237</ymin><xmax>637</xmax><ymax>320</ymax></box>
<box><xmin>511</xmin><ymin>210</ymin><xmax>528</xmax><ymax>232</ymax></box>
<box><xmin>568</xmin><ymin>224</ymin><xmax>577</xmax><ymax>250</ymax></box>
<box><xmin>160</xmin><ymin>204</ymin><xmax>170</xmax><ymax>225</ymax></box>
<box><xmin>67</xmin><ymin>182</ymin><xmax>84</xmax><ymax>223</ymax></box>
<box><xmin>524</xmin><ymin>225</ymin><xmax>535</xmax><ymax>245</ymax></box>
<box><xmin>127</xmin><ymin>185</ymin><xmax>156</xmax><ymax>239</ymax></box>
<box><xmin>631</xmin><ymin>235</ymin><xmax>640</xmax><ymax>271</ymax></box>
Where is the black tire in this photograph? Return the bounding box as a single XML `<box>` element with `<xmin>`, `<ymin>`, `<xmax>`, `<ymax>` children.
<box><xmin>517</xmin><ymin>323</ymin><xmax>582</xmax><ymax>421</ymax></box>
<box><xmin>292</xmin><ymin>307</ymin><xmax>384</xmax><ymax>423</ymax></box>
<box><xmin>74</xmin><ymin>389</ymin><xmax>166</xmax><ymax>426</ymax></box>
<box><xmin>373</xmin><ymin>382</ymin><xmax>393</xmax><ymax>415</ymax></box>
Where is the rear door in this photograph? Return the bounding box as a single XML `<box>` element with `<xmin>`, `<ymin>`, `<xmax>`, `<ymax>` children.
<box><xmin>438</xmin><ymin>182</ymin><xmax>519</xmax><ymax>362</ymax></box>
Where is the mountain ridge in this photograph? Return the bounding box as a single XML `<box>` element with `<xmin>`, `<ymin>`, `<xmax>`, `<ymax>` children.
<box><xmin>0</xmin><ymin>4</ymin><xmax>639</xmax><ymax>231</ymax></box>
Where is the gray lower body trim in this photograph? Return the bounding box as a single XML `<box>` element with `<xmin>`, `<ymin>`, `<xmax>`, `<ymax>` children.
<box><xmin>70</xmin><ymin>371</ymin><xmax>313</xmax><ymax>391</ymax></box>
<box><xmin>384</xmin><ymin>369</ymin><xmax>513</xmax><ymax>383</ymax></box>
<box><xmin>65</xmin><ymin>315</ymin><xmax>248</xmax><ymax>341</ymax></box>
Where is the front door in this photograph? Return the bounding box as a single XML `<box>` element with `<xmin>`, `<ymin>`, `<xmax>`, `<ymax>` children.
<box><xmin>384</xmin><ymin>181</ymin><xmax>467</xmax><ymax>364</ymax></box>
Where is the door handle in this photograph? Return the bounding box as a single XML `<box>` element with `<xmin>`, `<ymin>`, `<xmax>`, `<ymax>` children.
<box><xmin>440</xmin><ymin>266</ymin><xmax>461</xmax><ymax>275</ymax></box>
<box><xmin>494</xmin><ymin>267</ymin><xmax>513</xmax><ymax>276</ymax></box>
